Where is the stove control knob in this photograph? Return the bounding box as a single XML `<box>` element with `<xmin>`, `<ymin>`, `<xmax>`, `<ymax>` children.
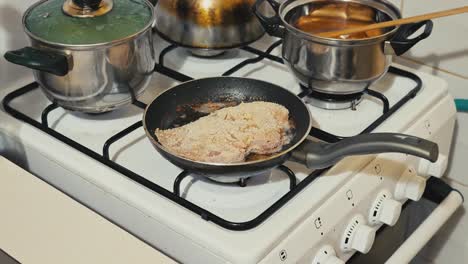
<box><xmin>395</xmin><ymin>169</ymin><xmax>426</xmax><ymax>201</ymax></box>
<box><xmin>416</xmin><ymin>154</ymin><xmax>447</xmax><ymax>178</ymax></box>
<box><xmin>369</xmin><ymin>191</ymin><xmax>402</xmax><ymax>226</ymax></box>
<box><xmin>311</xmin><ymin>245</ymin><xmax>344</xmax><ymax>264</ymax></box>
<box><xmin>341</xmin><ymin>215</ymin><xmax>376</xmax><ymax>254</ymax></box>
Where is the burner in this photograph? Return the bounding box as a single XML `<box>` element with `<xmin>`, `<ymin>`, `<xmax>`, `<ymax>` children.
<box><xmin>189</xmin><ymin>48</ymin><xmax>226</xmax><ymax>57</ymax></box>
<box><xmin>206</xmin><ymin>176</ymin><xmax>252</xmax><ymax>187</ymax></box>
<box><xmin>173</xmin><ymin>165</ymin><xmax>297</xmax><ymax>197</ymax></box>
<box><xmin>85</xmin><ymin>111</ymin><xmax>112</xmax><ymax>116</ymax></box>
<box><xmin>196</xmin><ymin>170</ymin><xmax>271</xmax><ymax>185</ymax></box>
<box><xmin>301</xmin><ymin>85</ymin><xmax>364</xmax><ymax>110</ymax></box>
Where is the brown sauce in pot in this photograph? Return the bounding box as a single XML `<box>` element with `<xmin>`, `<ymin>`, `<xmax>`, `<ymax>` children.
<box><xmin>294</xmin><ymin>3</ymin><xmax>385</xmax><ymax>40</ymax></box>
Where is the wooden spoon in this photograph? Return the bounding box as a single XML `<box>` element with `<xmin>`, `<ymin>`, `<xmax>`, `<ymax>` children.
<box><xmin>317</xmin><ymin>6</ymin><xmax>468</xmax><ymax>38</ymax></box>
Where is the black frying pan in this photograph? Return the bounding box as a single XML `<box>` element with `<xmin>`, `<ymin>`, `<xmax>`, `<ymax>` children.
<box><xmin>143</xmin><ymin>77</ymin><xmax>438</xmax><ymax>179</ymax></box>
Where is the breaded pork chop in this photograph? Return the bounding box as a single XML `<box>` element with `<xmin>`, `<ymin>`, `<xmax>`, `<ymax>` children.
<box><xmin>155</xmin><ymin>101</ymin><xmax>292</xmax><ymax>163</ymax></box>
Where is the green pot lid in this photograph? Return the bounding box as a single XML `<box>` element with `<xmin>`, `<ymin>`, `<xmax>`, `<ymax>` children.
<box><xmin>24</xmin><ymin>0</ymin><xmax>154</xmax><ymax>46</ymax></box>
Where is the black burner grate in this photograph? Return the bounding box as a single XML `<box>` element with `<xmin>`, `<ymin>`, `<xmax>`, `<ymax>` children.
<box><xmin>2</xmin><ymin>41</ymin><xmax>422</xmax><ymax>231</ymax></box>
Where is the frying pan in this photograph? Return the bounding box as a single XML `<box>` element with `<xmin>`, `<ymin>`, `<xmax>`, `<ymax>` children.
<box><xmin>143</xmin><ymin>77</ymin><xmax>438</xmax><ymax>181</ymax></box>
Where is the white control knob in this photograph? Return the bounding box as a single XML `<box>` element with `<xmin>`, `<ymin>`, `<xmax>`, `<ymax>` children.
<box><xmin>394</xmin><ymin>169</ymin><xmax>426</xmax><ymax>201</ymax></box>
<box><xmin>312</xmin><ymin>245</ymin><xmax>344</xmax><ymax>264</ymax></box>
<box><xmin>416</xmin><ymin>154</ymin><xmax>447</xmax><ymax>178</ymax></box>
<box><xmin>341</xmin><ymin>215</ymin><xmax>376</xmax><ymax>254</ymax></box>
<box><xmin>369</xmin><ymin>191</ymin><xmax>402</xmax><ymax>226</ymax></box>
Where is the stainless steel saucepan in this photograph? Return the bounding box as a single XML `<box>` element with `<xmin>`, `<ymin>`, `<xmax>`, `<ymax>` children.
<box><xmin>253</xmin><ymin>0</ymin><xmax>433</xmax><ymax>96</ymax></box>
<box><xmin>143</xmin><ymin>77</ymin><xmax>438</xmax><ymax>182</ymax></box>
<box><xmin>154</xmin><ymin>0</ymin><xmax>266</xmax><ymax>57</ymax></box>
<box><xmin>4</xmin><ymin>0</ymin><xmax>155</xmax><ymax>113</ymax></box>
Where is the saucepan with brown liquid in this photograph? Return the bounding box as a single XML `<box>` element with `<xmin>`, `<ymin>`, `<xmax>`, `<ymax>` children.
<box><xmin>253</xmin><ymin>0</ymin><xmax>433</xmax><ymax>99</ymax></box>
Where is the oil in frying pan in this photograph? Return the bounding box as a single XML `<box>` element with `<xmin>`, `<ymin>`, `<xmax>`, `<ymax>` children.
<box><xmin>172</xmin><ymin>101</ymin><xmax>240</xmax><ymax>128</ymax></box>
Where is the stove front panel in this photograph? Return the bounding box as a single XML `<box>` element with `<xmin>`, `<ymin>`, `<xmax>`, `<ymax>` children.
<box><xmin>0</xmin><ymin>34</ymin><xmax>457</xmax><ymax>263</ymax></box>
<box><xmin>260</xmin><ymin>94</ymin><xmax>456</xmax><ymax>264</ymax></box>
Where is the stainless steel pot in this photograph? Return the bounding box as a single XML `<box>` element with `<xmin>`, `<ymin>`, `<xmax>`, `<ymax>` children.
<box><xmin>4</xmin><ymin>0</ymin><xmax>155</xmax><ymax>113</ymax></box>
<box><xmin>154</xmin><ymin>0</ymin><xmax>266</xmax><ymax>56</ymax></box>
<box><xmin>253</xmin><ymin>0</ymin><xmax>433</xmax><ymax>95</ymax></box>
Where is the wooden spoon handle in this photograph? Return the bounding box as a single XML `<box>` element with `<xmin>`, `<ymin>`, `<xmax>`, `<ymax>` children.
<box><xmin>317</xmin><ymin>6</ymin><xmax>468</xmax><ymax>38</ymax></box>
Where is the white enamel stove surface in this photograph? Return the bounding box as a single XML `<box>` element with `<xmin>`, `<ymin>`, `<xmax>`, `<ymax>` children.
<box><xmin>0</xmin><ymin>35</ymin><xmax>456</xmax><ymax>264</ymax></box>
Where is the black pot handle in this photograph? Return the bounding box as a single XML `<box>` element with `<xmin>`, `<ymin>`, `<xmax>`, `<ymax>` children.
<box><xmin>291</xmin><ymin>133</ymin><xmax>439</xmax><ymax>169</ymax></box>
<box><xmin>252</xmin><ymin>0</ymin><xmax>285</xmax><ymax>38</ymax></box>
<box><xmin>390</xmin><ymin>20</ymin><xmax>433</xmax><ymax>56</ymax></box>
<box><xmin>4</xmin><ymin>47</ymin><xmax>69</xmax><ymax>76</ymax></box>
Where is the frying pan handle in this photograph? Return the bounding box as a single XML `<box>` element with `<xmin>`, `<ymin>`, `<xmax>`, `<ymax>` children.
<box><xmin>291</xmin><ymin>133</ymin><xmax>439</xmax><ymax>169</ymax></box>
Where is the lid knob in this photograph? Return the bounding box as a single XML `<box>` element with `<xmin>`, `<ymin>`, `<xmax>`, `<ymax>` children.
<box><xmin>73</xmin><ymin>0</ymin><xmax>102</xmax><ymax>10</ymax></box>
<box><xmin>63</xmin><ymin>0</ymin><xmax>113</xmax><ymax>18</ymax></box>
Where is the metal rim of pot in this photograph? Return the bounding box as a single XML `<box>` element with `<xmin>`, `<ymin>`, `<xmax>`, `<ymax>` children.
<box><xmin>21</xmin><ymin>0</ymin><xmax>156</xmax><ymax>50</ymax></box>
<box><xmin>253</xmin><ymin>0</ymin><xmax>434</xmax><ymax>53</ymax></box>
<box><xmin>279</xmin><ymin>0</ymin><xmax>401</xmax><ymax>45</ymax></box>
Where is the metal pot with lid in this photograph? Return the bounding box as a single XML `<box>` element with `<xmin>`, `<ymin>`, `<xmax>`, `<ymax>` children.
<box><xmin>4</xmin><ymin>0</ymin><xmax>155</xmax><ymax>113</ymax></box>
<box><xmin>154</xmin><ymin>0</ymin><xmax>266</xmax><ymax>57</ymax></box>
<box><xmin>253</xmin><ymin>0</ymin><xmax>433</xmax><ymax>102</ymax></box>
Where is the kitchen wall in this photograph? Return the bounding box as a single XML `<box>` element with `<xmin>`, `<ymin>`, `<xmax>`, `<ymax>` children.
<box><xmin>0</xmin><ymin>0</ymin><xmax>35</xmax><ymax>86</ymax></box>
<box><xmin>393</xmin><ymin>0</ymin><xmax>468</xmax><ymax>263</ymax></box>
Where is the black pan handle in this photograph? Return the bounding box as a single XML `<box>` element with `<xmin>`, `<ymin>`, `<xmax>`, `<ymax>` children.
<box><xmin>291</xmin><ymin>133</ymin><xmax>438</xmax><ymax>169</ymax></box>
<box><xmin>4</xmin><ymin>47</ymin><xmax>69</xmax><ymax>76</ymax></box>
<box><xmin>388</xmin><ymin>20</ymin><xmax>433</xmax><ymax>56</ymax></box>
<box><xmin>253</xmin><ymin>0</ymin><xmax>285</xmax><ymax>38</ymax></box>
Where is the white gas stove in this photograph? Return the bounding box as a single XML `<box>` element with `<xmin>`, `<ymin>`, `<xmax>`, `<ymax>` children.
<box><xmin>0</xmin><ymin>35</ymin><xmax>460</xmax><ymax>263</ymax></box>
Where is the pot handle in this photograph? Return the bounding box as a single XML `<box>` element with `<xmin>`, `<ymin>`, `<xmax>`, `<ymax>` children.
<box><xmin>253</xmin><ymin>0</ymin><xmax>285</xmax><ymax>38</ymax></box>
<box><xmin>4</xmin><ymin>47</ymin><xmax>69</xmax><ymax>76</ymax></box>
<box><xmin>291</xmin><ymin>133</ymin><xmax>438</xmax><ymax>169</ymax></box>
<box><xmin>388</xmin><ymin>20</ymin><xmax>433</xmax><ymax>56</ymax></box>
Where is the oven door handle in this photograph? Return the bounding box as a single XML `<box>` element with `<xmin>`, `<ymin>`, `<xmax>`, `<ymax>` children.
<box><xmin>385</xmin><ymin>190</ymin><xmax>463</xmax><ymax>264</ymax></box>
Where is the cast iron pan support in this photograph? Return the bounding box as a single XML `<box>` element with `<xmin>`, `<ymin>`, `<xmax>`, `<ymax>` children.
<box><xmin>173</xmin><ymin>165</ymin><xmax>297</xmax><ymax>197</ymax></box>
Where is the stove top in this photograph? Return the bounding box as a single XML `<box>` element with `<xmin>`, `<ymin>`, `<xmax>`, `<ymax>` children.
<box><xmin>0</xmin><ymin>34</ymin><xmax>456</xmax><ymax>263</ymax></box>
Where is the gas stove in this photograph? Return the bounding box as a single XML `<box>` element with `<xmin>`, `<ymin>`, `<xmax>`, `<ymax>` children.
<box><xmin>0</xmin><ymin>35</ymin><xmax>457</xmax><ymax>263</ymax></box>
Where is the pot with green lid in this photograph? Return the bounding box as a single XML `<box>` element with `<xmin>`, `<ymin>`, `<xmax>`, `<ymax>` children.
<box><xmin>4</xmin><ymin>0</ymin><xmax>155</xmax><ymax>113</ymax></box>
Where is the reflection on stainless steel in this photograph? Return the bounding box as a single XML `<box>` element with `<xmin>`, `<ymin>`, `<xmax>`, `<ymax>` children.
<box><xmin>279</xmin><ymin>0</ymin><xmax>401</xmax><ymax>94</ymax></box>
<box><xmin>32</xmin><ymin>31</ymin><xmax>155</xmax><ymax>113</ymax></box>
<box><xmin>154</xmin><ymin>0</ymin><xmax>265</xmax><ymax>50</ymax></box>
